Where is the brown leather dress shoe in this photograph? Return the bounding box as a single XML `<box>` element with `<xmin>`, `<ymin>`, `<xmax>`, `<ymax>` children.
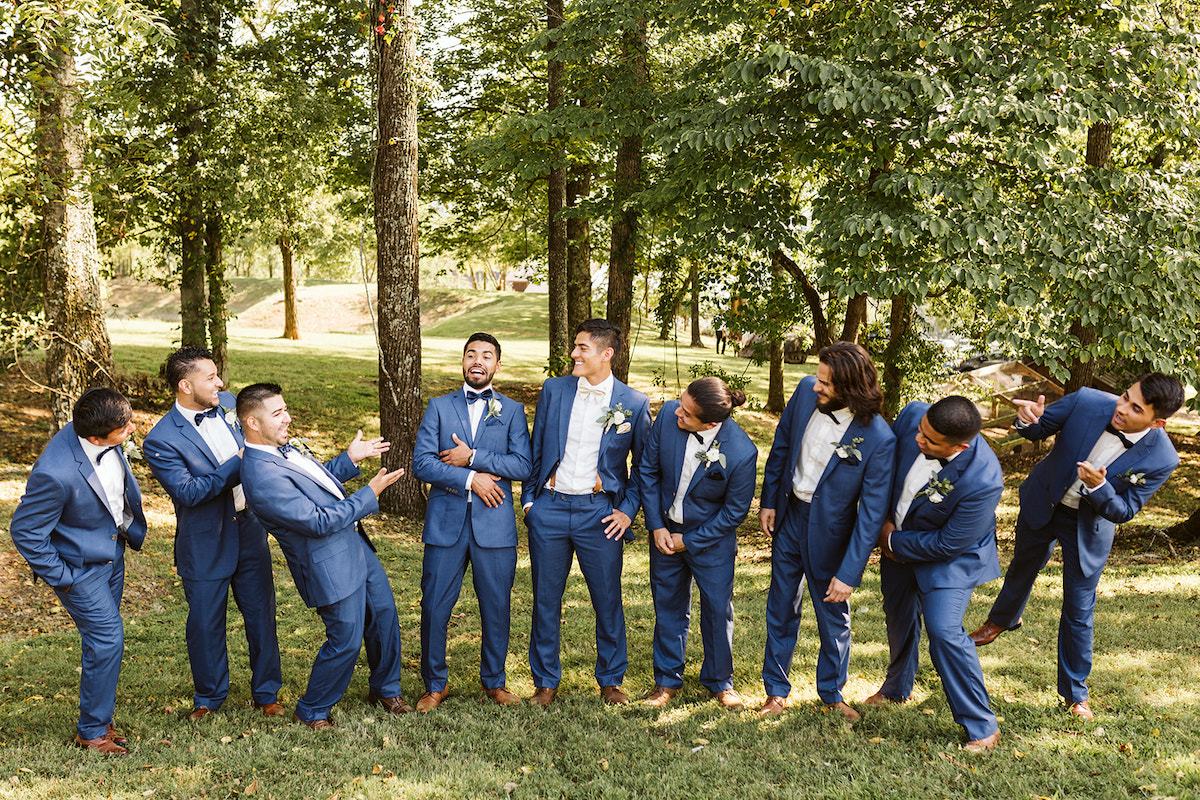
<box><xmin>969</xmin><ymin>618</ymin><xmax>1022</xmax><ymax>646</ymax></box>
<box><xmin>482</xmin><ymin>686</ymin><xmax>522</xmax><ymax>706</ymax></box>
<box><xmin>75</xmin><ymin>733</ymin><xmax>127</xmax><ymax>756</ymax></box>
<box><xmin>600</xmin><ymin>685</ymin><xmax>629</xmax><ymax>705</ymax></box>
<box><xmin>964</xmin><ymin>730</ymin><xmax>1000</xmax><ymax>753</ymax></box>
<box><xmin>292</xmin><ymin>713</ymin><xmax>334</xmax><ymax>730</ymax></box>
<box><xmin>711</xmin><ymin>689</ymin><xmax>745</xmax><ymax>710</ymax></box>
<box><xmin>105</xmin><ymin>724</ymin><xmax>128</xmax><ymax>746</ymax></box>
<box><xmin>370</xmin><ymin>693</ymin><xmax>416</xmax><ymax>714</ymax></box>
<box><xmin>187</xmin><ymin>707</ymin><xmax>213</xmax><ymax>721</ymax></box>
<box><xmin>758</xmin><ymin>695</ymin><xmax>789</xmax><ymax>717</ymax></box>
<box><xmin>529</xmin><ymin>687</ymin><xmax>557</xmax><ymax>707</ymax></box>
<box><xmin>1069</xmin><ymin>700</ymin><xmax>1094</xmax><ymax>721</ymax></box>
<box><xmin>642</xmin><ymin>686</ymin><xmax>679</xmax><ymax>708</ymax></box>
<box><xmin>825</xmin><ymin>701</ymin><xmax>861</xmax><ymax>722</ymax></box>
<box><xmin>415</xmin><ymin>689</ymin><xmax>450</xmax><ymax>713</ymax></box>
<box><xmin>254</xmin><ymin>701</ymin><xmax>286</xmax><ymax>717</ymax></box>
<box><xmin>862</xmin><ymin>691</ymin><xmax>907</xmax><ymax>707</ymax></box>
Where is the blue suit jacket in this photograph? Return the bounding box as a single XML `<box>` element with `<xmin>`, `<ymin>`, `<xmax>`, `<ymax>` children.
<box><xmin>759</xmin><ymin>375</ymin><xmax>895</xmax><ymax>586</ymax></box>
<box><xmin>1016</xmin><ymin>387</ymin><xmax>1179</xmax><ymax>576</ymax></box>
<box><xmin>10</xmin><ymin>423</ymin><xmax>146</xmax><ymax>590</ymax></box>
<box><xmin>413</xmin><ymin>388</ymin><xmax>532</xmax><ymax>547</ymax></box>
<box><xmin>524</xmin><ymin>375</ymin><xmax>652</xmax><ymax>533</ymax></box>
<box><xmin>241</xmin><ymin>447</ymin><xmax>376</xmax><ymax>609</ymax></box>
<box><xmin>144</xmin><ymin>391</ymin><xmax>251</xmax><ymax>581</ymax></box>
<box><xmin>640</xmin><ymin>401</ymin><xmax>758</xmax><ymax>553</ymax></box>
<box><xmin>888</xmin><ymin>402</ymin><xmax>1004</xmax><ymax>592</ymax></box>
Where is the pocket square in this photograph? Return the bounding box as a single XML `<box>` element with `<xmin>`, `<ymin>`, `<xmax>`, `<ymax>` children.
<box><xmin>616</xmin><ymin>422</ymin><xmax>632</xmax><ymax>435</ymax></box>
<box><xmin>705</xmin><ymin>470</ymin><xmax>724</xmax><ymax>480</ymax></box>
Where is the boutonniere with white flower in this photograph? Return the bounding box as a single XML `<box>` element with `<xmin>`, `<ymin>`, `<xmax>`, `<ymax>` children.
<box><xmin>289</xmin><ymin>438</ymin><xmax>318</xmax><ymax>459</ymax></box>
<box><xmin>597</xmin><ymin>403</ymin><xmax>630</xmax><ymax>434</ymax></box>
<box><xmin>919</xmin><ymin>475</ymin><xmax>954</xmax><ymax>504</ymax></box>
<box><xmin>122</xmin><ymin>437</ymin><xmax>143</xmax><ymax>461</ymax></box>
<box><xmin>221</xmin><ymin>404</ymin><xmax>241</xmax><ymax>432</ymax></box>
<box><xmin>832</xmin><ymin>437</ymin><xmax>864</xmax><ymax>465</ymax></box>
<box><xmin>695</xmin><ymin>439</ymin><xmax>727</xmax><ymax>470</ymax></box>
<box><xmin>1118</xmin><ymin>469</ymin><xmax>1147</xmax><ymax>486</ymax></box>
<box><xmin>484</xmin><ymin>397</ymin><xmax>503</xmax><ymax>422</ymax></box>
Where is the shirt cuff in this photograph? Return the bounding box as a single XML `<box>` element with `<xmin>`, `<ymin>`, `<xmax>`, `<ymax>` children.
<box><xmin>468</xmin><ymin>448</ymin><xmax>476</xmax><ymax>467</ymax></box>
<box><xmin>886</xmin><ymin>531</ymin><xmax>893</xmax><ymax>551</ymax></box>
<box><xmin>465</xmin><ymin>470</ymin><xmax>476</xmax><ymax>492</ymax></box>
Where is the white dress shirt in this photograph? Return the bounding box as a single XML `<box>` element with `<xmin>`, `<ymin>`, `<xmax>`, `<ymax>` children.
<box><xmin>246</xmin><ymin>442</ymin><xmax>345</xmax><ymax>498</ymax></box>
<box><xmin>176</xmin><ymin>401</ymin><xmax>245</xmax><ymax>511</ymax></box>
<box><xmin>792</xmin><ymin>405</ymin><xmax>853</xmax><ymax>502</ymax></box>
<box><xmin>668</xmin><ymin>423</ymin><xmax>723</xmax><ymax>525</ymax></box>
<box><xmin>463</xmin><ymin>382</ymin><xmax>495</xmax><ymax>499</ymax></box>
<box><xmin>1061</xmin><ymin>425</ymin><xmax>1149</xmax><ymax>508</ymax></box>
<box><xmin>77</xmin><ymin>437</ymin><xmax>129</xmax><ymax>527</ymax></box>
<box><xmin>551</xmin><ymin>374</ymin><xmax>614</xmax><ymax>495</ymax></box>
<box><xmin>893</xmin><ymin>449</ymin><xmax>964</xmax><ymax>527</ymax></box>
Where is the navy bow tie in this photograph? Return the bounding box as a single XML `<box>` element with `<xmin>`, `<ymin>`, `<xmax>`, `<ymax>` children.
<box><xmin>278</xmin><ymin>443</ymin><xmax>296</xmax><ymax>458</ymax></box>
<box><xmin>924</xmin><ymin>453</ymin><xmax>949</xmax><ymax>467</ymax></box>
<box><xmin>1104</xmin><ymin>423</ymin><xmax>1133</xmax><ymax>449</ymax></box>
<box><xmin>194</xmin><ymin>406</ymin><xmax>220</xmax><ymax>426</ymax></box>
<box><xmin>96</xmin><ymin>445</ymin><xmax>119</xmax><ymax>465</ymax></box>
<box><xmin>466</xmin><ymin>389</ymin><xmax>494</xmax><ymax>404</ymax></box>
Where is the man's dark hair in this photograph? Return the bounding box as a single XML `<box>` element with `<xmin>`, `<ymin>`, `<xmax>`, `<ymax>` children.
<box><xmin>165</xmin><ymin>346</ymin><xmax>216</xmax><ymax>392</ymax></box>
<box><xmin>236</xmin><ymin>383</ymin><xmax>283</xmax><ymax>423</ymax></box>
<box><xmin>1135</xmin><ymin>372</ymin><xmax>1185</xmax><ymax>419</ymax></box>
<box><xmin>687</xmin><ymin>376</ymin><xmax>747</xmax><ymax>424</ymax></box>
<box><xmin>465</xmin><ymin>332</ymin><xmax>501</xmax><ymax>360</ymax></box>
<box><xmin>925</xmin><ymin>395</ymin><xmax>982</xmax><ymax>444</ymax></box>
<box><xmin>818</xmin><ymin>341</ymin><xmax>883</xmax><ymax>422</ymax></box>
<box><xmin>73</xmin><ymin>388</ymin><xmax>133</xmax><ymax>439</ymax></box>
<box><xmin>576</xmin><ymin>318</ymin><xmax>622</xmax><ymax>357</ymax></box>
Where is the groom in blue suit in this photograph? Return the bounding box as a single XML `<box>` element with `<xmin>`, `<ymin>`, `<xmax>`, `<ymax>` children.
<box><xmin>143</xmin><ymin>347</ymin><xmax>282</xmax><ymax>721</ymax></box>
<box><xmin>10</xmin><ymin>388</ymin><xmax>146</xmax><ymax>755</ymax></box>
<box><xmin>970</xmin><ymin>374</ymin><xmax>1184</xmax><ymax>720</ymax></box>
<box><xmin>523</xmin><ymin>318</ymin><xmax>651</xmax><ymax>706</ymax></box>
<box><xmin>757</xmin><ymin>342</ymin><xmax>895</xmax><ymax>720</ymax></box>
<box><xmin>640</xmin><ymin>378</ymin><xmax>758</xmax><ymax>710</ymax></box>
<box><xmin>412</xmin><ymin>333</ymin><xmax>531</xmax><ymax>711</ymax></box>
<box><xmin>867</xmin><ymin>396</ymin><xmax>1004</xmax><ymax>752</ymax></box>
<box><xmin>237</xmin><ymin>384</ymin><xmax>409</xmax><ymax>729</ymax></box>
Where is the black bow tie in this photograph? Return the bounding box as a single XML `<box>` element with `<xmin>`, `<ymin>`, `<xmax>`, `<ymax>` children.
<box><xmin>194</xmin><ymin>407</ymin><xmax>220</xmax><ymax>426</ymax></box>
<box><xmin>691</xmin><ymin>431</ymin><xmax>705</xmax><ymax>445</ymax></box>
<box><xmin>466</xmin><ymin>389</ymin><xmax>494</xmax><ymax>404</ymax></box>
<box><xmin>924</xmin><ymin>453</ymin><xmax>949</xmax><ymax>467</ymax></box>
<box><xmin>96</xmin><ymin>445</ymin><xmax>119</xmax><ymax>465</ymax></box>
<box><xmin>819</xmin><ymin>407</ymin><xmax>842</xmax><ymax>424</ymax></box>
<box><xmin>278</xmin><ymin>443</ymin><xmax>296</xmax><ymax>458</ymax></box>
<box><xmin>1105</xmin><ymin>424</ymin><xmax>1133</xmax><ymax>449</ymax></box>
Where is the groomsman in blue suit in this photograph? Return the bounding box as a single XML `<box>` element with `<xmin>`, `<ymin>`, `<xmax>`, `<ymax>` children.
<box><xmin>237</xmin><ymin>384</ymin><xmax>408</xmax><ymax>729</ymax></box>
<box><xmin>143</xmin><ymin>347</ymin><xmax>283</xmax><ymax>721</ymax></box>
<box><xmin>640</xmin><ymin>377</ymin><xmax>758</xmax><ymax>710</ymax></box>
<box><xmin>970</xmin><ymin>374</ymin><xmax>1184</xmax><ymax>720</ymax></box>
<box><xmin>757</xmin><ymin>342</ymin><xmax>895</xmax><ymax>720</ymax></box>
<box><xmin>866</xmin><ymin>396</ymin><xmax>1004</xmax><ymax>752</ymax></box>
<box><xmin>412</xmin><ymin>333</ymin><xmax>532</xmax><ymax>711</ymax></box>
<box><xmin>523</xmin><ymin>318</ymin><xmax>651</xmax><ymax>706</ymax></box>
<box><xmin>10</xmin><ymin>388</ymin><xmax>146</xmax><ymax>755</ymax></box>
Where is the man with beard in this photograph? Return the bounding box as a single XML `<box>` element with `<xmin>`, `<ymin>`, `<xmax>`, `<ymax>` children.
<box><xmin>144</xmin><ymin>347</ymin><xmax>283</xmax><ymax>721</ymax></box>
<box><xmin>411</xmin><ymin>333</ymin><xmax>532</xmax><ymax>711</ymax></box>
<box><xmin>757</xmin><ymin>342</ymin><xmax>895</xmax><ymax>720</ymax></box>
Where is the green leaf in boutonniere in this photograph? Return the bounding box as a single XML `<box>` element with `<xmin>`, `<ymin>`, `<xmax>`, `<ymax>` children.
<box><xmin>597</xmin><ymin>403</ymin><xmax>630</xmax><ymax>433</ymax></box>
<box><xmin>289</xmin><ymin>438</ymin><xmax>318</xmax><ymax>459</ymax></box>
<box><xmin>832</xmin><ymin>436</ymin><xmax>864</xmax><ymax>465</ymax></box>
<box><xmin>221</xmin><ymin>404</ymin><xmax>241</xmax><ymax>432</ymax></box>
<box><xmin>695</xmin><ymin>439</ymin><xmax>727</xmax><ymax>470</ymax></box>
<box><xmin>918</xmin><ymin>475</ymin><xmax>954</xmax><ymax>504</ymax></box>
<box><xmin>1117</xmin><ymin>468</ymin><xmax>1147</xmax><ymax>486</ymax></box>
<box><xmin>484</xmin><ymin>397</ymin><xmax>503</xmax><ymax>422</ymax></box>
<box><xmin>122</xmin><ymin>436</ymin><xmax>143</xmax><ymax>461</ymax></box>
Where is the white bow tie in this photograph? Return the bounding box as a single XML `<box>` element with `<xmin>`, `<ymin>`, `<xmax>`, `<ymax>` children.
<box><xmin>577</xmin><ymin>384</ymin><xmax>606</xmax><ymax>399</ymax></box>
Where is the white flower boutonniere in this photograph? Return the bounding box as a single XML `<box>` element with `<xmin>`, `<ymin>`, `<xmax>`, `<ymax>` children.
<box><xmin>832</xmin><ymin>437</ymin><xmax>865</xmax><ymax>466</ymax></box>
<box><xmin>695</xmin><ymin>439</ymin><xmax>727</xmax><ymax>470</ymax></box>
<box><xmin>484</xmin><ymin>397</ymin><xmax>503</xmax><ymax>422</ymax></box>
<box><xmin>1118</xmin><ymin>469</ymin><xmax>1147</xmax><ymax>487</ymax></box>
<box><xmin>919</xmin><ymin>475</ymin><xmax>954</xmax><ymax>504</ymax></box>
<box><xmin>597</xmin><ymin>403</ymin><xmax>630</xmax><ymax>434</ymax></box>
<box><xmin>122</xmin><ymin>437</ymin><xmax>143</xmax><ymax>461</ymax></box>
<box><xmin>221</xmin><ymin>404</ymin><xmax>241</xmax><ymax>432</ymax></box>
<box><xmin>290</xmin><ymin>438</ymin><xmax>318</xmax><ymax>459</ymax></box>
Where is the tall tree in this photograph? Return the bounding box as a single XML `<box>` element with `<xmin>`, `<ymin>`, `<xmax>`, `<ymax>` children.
<box><xmin>546</xmin><ymin>0</ymin><xmax>570</xmax><ymax>373</ymax></box>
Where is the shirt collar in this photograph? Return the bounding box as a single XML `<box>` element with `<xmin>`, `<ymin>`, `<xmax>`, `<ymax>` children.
<box><xmin>77</xmin><ymin>436</ymin><xmax>112</xmax><ymax>463</ymax></box>
<box><xmin>1114</xmin><ymin>426</ymin><xmax>1152</xmax><ymax>445</ymax></box>
<box><xmin>578</xmin><ymin>374</ymin><xmax>615</xmax><ymax>396</ymax></box>
<box><xmin>246</xmin><ymin>442</ymin><xmax>281</xmax><ymax>455</ymax></box>
<box><xmin>695</xmin><ymin>422</ymin><xmax>722</xmax><ymax>447</ymax></box>
<box><xmin>462</xmin><ymin>383</ymin><xmax>495</xmax><ymax>396</ymax></box>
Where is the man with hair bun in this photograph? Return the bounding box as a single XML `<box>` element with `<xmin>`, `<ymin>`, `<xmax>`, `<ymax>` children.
<box><xmin>868</xmin><ymin>395</ymin><xmax>1004</xmax><ymax>753</ymax></box>
<box><xmin>639</xmin><ymin>377</ymin><xmax>758</xmax><ymax>710</ymax></box>
<box><xmin>757</xmin><ymin>342</ymin><xmax>895</xmax><ymax>720</ymax></box>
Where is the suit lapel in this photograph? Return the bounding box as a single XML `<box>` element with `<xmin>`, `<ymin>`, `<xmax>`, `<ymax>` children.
<box><xmin>903</xmin><ymin>438</ymin><xmax>976</xmax><ymax>526</ymax></box>
<box><xmin>554</xmin><ymin>379</ymin><xmax>576</xmax><ymax>464</ymax></box>
<box><xmin>174</xmin><ymin>407</ymin><xmax>221</xmax><ymax>466</ymax></box>
<box><xmin>69</xmin><ymin>434</ymin><xmax>111</xmax><ymax>513</ymax></box>
<box><xmin>599</xmin><ymin>381</ymin><xmax>629</xmax><ymax>456</ymax></box>
<box><xmin>814</xmin><ymin>416</ymin><xmax>862</xmax><ymax>487</ymax></box>
<box><xmin>665</xmin><ymin>417</ymin><xmax>688</xmax><ymax>495</ymax></box>
<box><xmin>684</xmin><ymin>423</ymin><xmax>725</xmax><ymax>497</ymax></box>
<box><xmin>1077</xmin><ymin>401</ymin><xmax>1115</xmax><ymax>462</ymax></box>
<box><xmin>450</xmin><ymin>389</ymin><xmax>474</xmax><ymax>446</ymax></box>
<box><xmin>269</xmin><ymin>448</ymin><xmax>344</xmax><ymax>498</ymax></box>
<box><xmin>1107</xmin><ymin>428</ymin><xmax>1161</xmax><ymax>476</ymax></box>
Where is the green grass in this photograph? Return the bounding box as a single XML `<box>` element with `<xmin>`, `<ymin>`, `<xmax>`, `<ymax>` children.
<box><xmin>1</xmin><ymin>301</ymin><xmax>1199</xmax><ymax>799</ymax></box>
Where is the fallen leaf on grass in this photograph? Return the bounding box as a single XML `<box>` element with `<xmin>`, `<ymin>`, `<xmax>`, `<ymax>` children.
<box><xmin>868</xmin><ymin>737</ymin><xmax>885</xmax><ymax>744</ymax></box>
<box><xmin>373</xmin><ymin>765</ymin><xmax>382</xmax><ymax>775</ymax></box>
<box><xmin>503</xmin><ymin>782</ymin><xmax>517</xmax><ymax>794</ymax></box>
<box><xmin>599</xmin><ymin>759</ymin><xmax>609</xmax><ymax>771</ymax></box>
<box><xmin>922</xmin><ymin>709</ymin><xmax>936</xmax><ymax>715</ymax></box>
<box><xmin>1138</xmin><ymin>785</ymin><xmax>1157</xmax><ymax>792</ymax></box>
<box><xmin>519</xmin><ymin>766</ymin><xmax>534</xmax><ymax>775</ymax></box>
<box><xmin>245</xmin><ymin>779</ymin><xmax>258</xmax><ymax>794</ymax></box>
<box><xmin>692</xmin><ymin>738</ymin><xmax>709</xmax><ymax>745</ymax></box>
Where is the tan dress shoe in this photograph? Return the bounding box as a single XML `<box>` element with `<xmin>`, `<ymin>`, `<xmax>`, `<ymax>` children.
<box><xmin>483</xmin><ymin>686</ymin><xmax>522</xmax><ymax>706</ymax></box>
<box><xmin>600</xmin><ymin>685</ymin><xmax>629</xmax><ymax>705</ymax></box>
<box><xmin>370</xmin><ymin>693</ymin><xmax>416</xmax><ymax>714</ymax></box>
<box><xmin>105</xmin><ymin>724</ymin><xmax>128</xmax><ymax>746</ymax></box>
<box><xmin>710</xmin><ymin>689</ymin><xmax>745</xmax><ymax>710</ymax></box>
<box><xmin>254</xmin><ymin>701</ymin><xmax>286</xmax><ymax>717</ymax></box>
<box><xmin>75</xmin><ymin>733</ymin><xmax>127</xmax><ymax>756</ymax></box>
<box><xmin>642</xmin><ymin>686</ymin><xmax>679</xmax><ymax>708</ymax></box>
<box><xmin>293</xmin><ymin>713</ymin><xmax>334</xmax><ymax>730</ymax></box>
<box><xmin>1069</xmin><ymin>700</ymin><xmax>1094</xmax><ymax>721</ymax></box>
<box><xmin>964</xmin><ymin>730</ymin><xmax>1000</xmax><ymax>752</ymax></box>
<box><xmin>529</xmin><ymin>687</ymin><xmax>557</xmax><ymax>707</ymax></box>
<box><xmin>758</xmin><ymin>695</ymin><xmax>789</xmax><ymax>717</ymax></box>
<box><xmin>187</xmin><ymin>707</ymin><xmax>213</xmax><ymax>722</ymax></box>
<box><xmin>415</xmin><ymin>689</ymin><xmax>450</xmax><ymax>713</ymax></box>
<box><xmin>862</xmin><ymin>691</ymin><xmax>906</xmax><ymax>707</ymax></box>
<box><xmin>969</xmin><ymin>618</ymin><xmax>1022</xmax><ymax>646</ymax></box>
<box><xmin>825</xmin><ymin>701</ymin><xmax>861</xmax><ymax>722</ymax></box>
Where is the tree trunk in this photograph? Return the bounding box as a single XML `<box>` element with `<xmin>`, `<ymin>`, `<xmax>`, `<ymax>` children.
<box><xmin>1067</xmin><ymin>121</ymin><xmax>1113</xmax><ymax>391</ymax></box>
<box><xmin>280</xmin><ymin>233</ymin><xmax>300</xmax><ymax>340</ymax></box>
<box><xmin>881</xmin><ymin>295</ymin><xmax>913</xmax><ymax>419</ymax></box>
<box><xmin>179</xmin><ymin>199</ymin><xmax>208</xmax><ymax>347</ymax></box>
<box><xmin>767</xmin><ymin>338</ymin><xmax>785</xmax><ymax>413</ymax></box>
<box><xmin>774</xmin><ymin>249</ymin><xmax>832</xmax><ymax>350</ymax></box>
<box><xmin>546</xmin><ymin>0</ymin><xmax>569</xmax><ymax>374</ymax></box>
<box><xmin>1167</xmin><ymin>505</ymin><xmax>1200</xmax><ymax>546</ymax></box>
<box><xmin>840</xmin><ymin>294</ymin><xmax>868</xmax><ymax>343</ymax></box>
<box><xmin>35</xmin><ymin>23</ymin><xmax>115</xmax><ymax>430</ymax></box>
<box><xmin>566</xmin><ymin>165</ymin><xmax>592</xmax><ymax>334</ymax></box>
<box><xmin>375</xmin><ymin>0</ymin><xmax>425</xmax><ymax>517</ymax></box>
<box><xmin>205</xmin><ymin>210</ymin><xmax>229</xmax><ymax>381</ymax></box>
<box><xmin>689</xmin><ymin>259</ymin><xmax>703</xmax><ymax>347</ymax></box>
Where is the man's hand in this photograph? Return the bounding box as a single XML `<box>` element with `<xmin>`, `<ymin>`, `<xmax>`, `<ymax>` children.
<box><xmin>824</xmin><ymin>576</ymin><xmax>853</xmax><ymax>604</ymax></box>
<box><xmin>878</xmin><ymin>519</ymin><xmax>898</xmax><ymax>562</ymax></box>
<box><xmin>759</xmin><ymin>508</ymin><xmax>776</xmax><ymax>538</ymax></box>
<box><xmin>368</xmin><ymin>467</ymin><xmax>405</xmax><ymax>496</ymax></box>
<box><xmin>471</xmin><ymin>473</ymin><xmax>506</xmax><ymax>507</ymax></box>
<box><xmin>653</xmin><ymin>528</ymin><xmax>674</xmax><ymax>555</ymax></box>
<box><xmin>1077</xmin><ymin>461</ymin><xmax>1107</xmax><ymax>489</ymax></box>
<box><xmin>671</xmin><ymin>533</ymin><xmax>686</xmax><ymax>553</ymax></box>
<box><xmin>439</xmin><ymin>433</ymin><xmax>474</xmax><ymax>467</ymax></box>
<box><xmin>348</xmin><ymin>430</ymin><xmax>391</xmax><ymax>464</ymax></box>
<box><xmin>602</xmin><ymin>509</ymin><xmax>632</xmax><ymax>540</ymax></box>
<box><xmin>1012</xmin><ymin>394</ymin><xmax>1046</xmax><ymax>426</ymax></box>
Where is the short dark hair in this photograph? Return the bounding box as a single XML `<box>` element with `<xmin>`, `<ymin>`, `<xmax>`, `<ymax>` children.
<box><xmin>687</xmin><ymin>377</ymin><xmax>747</xmax><ymax>423</ymax></box>
<box><xmin>465</xmin><ymin>332</ymin><xmax>501</xmax><ymax>360</ymax></box>
<box><xmin>1135</xmin><ymin>372</ymin><xmax>1185</xmax><ymax>419</ymax></box>
<box><xmin>236</xmin><ymin>383</ymin><xmax>283</xmax><ymax>423</ymax></box>
<box><xmin>818</xmin><ymin>341</ymin><xmax>882</xmax><ymax>422</ymax></box>
<box><xmin>925</xmin><ymin>395</ymin><xmax>982</xmax><ymax>444</ymax></box>
<box><xmin>165</xmin><ymin>346</ymin><xmax>215</xmax><ymax>391</ymax></box>
<box><xmin>73</xmin><ymin>387</ymin><xmax>133</xmax><ymax>439</ymax></box>
<box><xmin>576</xmin><ymin>318</ymin><xmax>622</xmax><ymax>357</ymax></box>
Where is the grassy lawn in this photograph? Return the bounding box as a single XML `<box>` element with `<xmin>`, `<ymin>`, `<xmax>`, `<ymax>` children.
<box><xmin>0</xmin><ymin>305</ymin><xmax>1198</xmax><ymax>799</ymax></box>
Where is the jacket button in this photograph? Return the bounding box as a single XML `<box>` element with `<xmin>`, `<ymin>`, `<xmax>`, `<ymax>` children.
<box><xmin>111</xmin><ymin>534</ymin><xmax>118</xmax><ymax>540</ymax></box>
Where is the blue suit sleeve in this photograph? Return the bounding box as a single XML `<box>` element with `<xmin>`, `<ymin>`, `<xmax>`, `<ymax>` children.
<box><xmin>1017</xmin><ymin>391</ymin><xmax>1080</xmax><ymax>442</ymax></box>
<box><xmin>9</xmin><ymin>468</ymin><xmax>75</xmax><ymax>589</ymax></box>
<box><xmin>616</xmin><ymin>394</ymin><xmax>652</xmax><ymax>521</ymax></box>
<box><xmin>890</xmin><ymin>475</ymin><xmax>1003</xmax><ymax>564</ymax></box>
<box><xmin>323</xmin><ymin>451</ymin><xmax>363</xmax><ymax>484</ymax></box>
<box><xmin>835</xmin><ymin>429</ymin><xmax>895</xmax><ymax>586</ymax></box>
<box><xmin>143</xmin><ymin>432</ymin><xmax>241</xmax><ymax>508</ymax></box>
<box><xmin>639</xmin><ymin>411</ymin><xmax>667</xmax><ymax>532</ymax></box>
<box><xmin>682</xmin><ymin>446</ymin><xmax>758</xmax><ymax>553</ymax></box>
<box><xmin>412</xmin><ymin>401</ymin><xmax>474</xmax><ymax>490</ymax></box>
<box><xmin>760</xmin><ymin>383</ymin><xmax>803</xmax><ymax>508</ymax></box>
<box><xmin>470</xmin><ymin>402</ymin><xmax>532</xmax><ymax>482</ymax></box>
<box><xmin>1082</xmin><ymin>455</ymin><xmax>1177</xmax><ymax>524</ymax></box>
<box><xmin>524</xmin><ymin>383</ymin><xmax>552</xmax><ymax>506</ymax></box>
